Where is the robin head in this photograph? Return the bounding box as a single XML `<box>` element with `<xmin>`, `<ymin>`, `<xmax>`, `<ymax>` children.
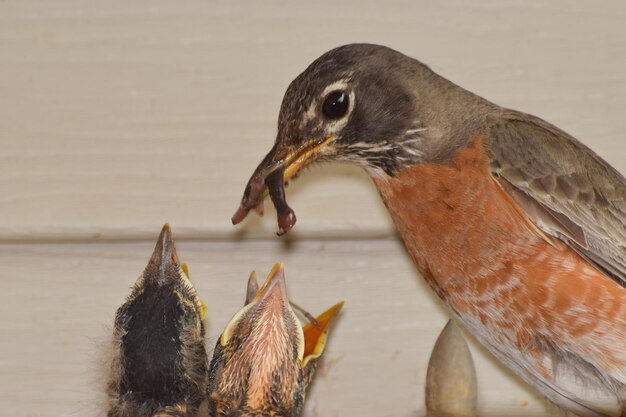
<box><xmin>207</xmin><ymin>264</ymin><xmax>343</xmax><ymax>417</ymax></box>
<box><xmin>232</xmin><ymin>43</ymin><xmax>490</xmax><ymax>231</ymax></box>
<box><xmin>108</xmin><ymin>224</ymin><xmax>208</xmax><ymax>417</ymax></box>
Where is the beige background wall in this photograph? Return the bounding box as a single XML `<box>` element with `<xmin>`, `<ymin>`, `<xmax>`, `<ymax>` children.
<box><xmin>0</xmin><ymin>1</ymin><xmax>624</xmax><ymax>416</ymax></box>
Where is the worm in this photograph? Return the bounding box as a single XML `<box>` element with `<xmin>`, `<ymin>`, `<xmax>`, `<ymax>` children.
<box><xmin>232</xmin><ymin>169</ymin><xmax>297</xmax><ymax>235</ymax></box>
<box><xmin>265</xmin><ymin>168</ymin><xmax>297</xmax><ymax>236</ymax></box>
<box><xmin>231</xmin><ymin>174</ymin><xmax>266</xmax><ymax>225</ymax></box>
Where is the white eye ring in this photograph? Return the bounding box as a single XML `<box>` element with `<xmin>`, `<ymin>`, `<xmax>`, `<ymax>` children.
<box><xmin>299</xmin><ymin>78</ymin><xmax>355</xmax><ymax>130</ymax></box>
<box><xmin>321</xmin><ymin>79</ymin><xmax>351</xmax><ymax>97</ymax></box>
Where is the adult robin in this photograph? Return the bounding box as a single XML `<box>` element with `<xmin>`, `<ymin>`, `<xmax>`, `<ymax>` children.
<box><xmin>207</xmin><ymin>264</ymin><xmax>343</xmax><ymax>417</ymax></box>
<box><xmin>107</xmin><ymin>224</ymin><xmax>208</xmax><ymax>417</ymax></box>
<box><xmin>232</xmin><ymin>44</ymin><xmax>626</xmax><ymax>416</ymax></box>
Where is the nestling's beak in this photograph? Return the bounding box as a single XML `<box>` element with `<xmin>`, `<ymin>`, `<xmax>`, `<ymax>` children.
<box><xmin>148</xmin><ymin>223</ymin><xmax>180</xmax><ymax>284</ymax></box>
<box><xmin>301</xmin><ymin>298</ymin><xmax>343</xmax><ymax>368</ymax></box>
<box><xmin>231</xmin><ymin>135</ymin><xmax>335</xmax><ymax>235</ymax></box>
<box><xmin>143</xmin><ymin>223</ymin><xmax>207</xmax><ymax>319</ymax></box>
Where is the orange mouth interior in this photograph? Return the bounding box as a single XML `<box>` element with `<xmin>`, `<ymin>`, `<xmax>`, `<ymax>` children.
<box><xmin>302</xmin><ymin>301</ymin><xmax>344</xmax><ymax>364</ymax></box>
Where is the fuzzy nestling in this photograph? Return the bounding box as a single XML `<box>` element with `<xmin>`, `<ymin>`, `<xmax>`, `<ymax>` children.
<box><xmin>107</xmin><ymin>224</ymin><xmax>208</xmax><ymax>417</ymax></box>
<box><xmin>207</xmin><ymin>264</ymin><xmax>343</xmax><ymax>417</ymax></box>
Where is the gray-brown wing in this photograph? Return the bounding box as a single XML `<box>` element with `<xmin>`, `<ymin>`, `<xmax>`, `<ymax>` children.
<box><xmin>486</xmin><ymin>110</ymin><xmax>626</xmax><ymax>286</ymax></box>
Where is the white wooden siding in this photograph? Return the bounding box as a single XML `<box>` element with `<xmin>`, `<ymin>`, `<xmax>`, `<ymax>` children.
<box><xmin>0</xmin><ymin>1</ymin><xmax>624</xmax><ymax>416</ymax></box>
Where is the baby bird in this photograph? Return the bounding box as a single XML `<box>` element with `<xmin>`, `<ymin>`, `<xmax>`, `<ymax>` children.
<box><xmin>207</xmin><ymin>264</ymin><xmax>343</xmax><ymax>417</ymax></box>
<box><xmin>107</xmin><ymin>224</ymin><xmax>209</xmax><ymax>417</ymax></box>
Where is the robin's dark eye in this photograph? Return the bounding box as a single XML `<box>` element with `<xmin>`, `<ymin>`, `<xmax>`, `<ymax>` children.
<box><xmin>322</xmin><ymin>90</ymin><xmax>349</xmax><ymax>119</ymax></box>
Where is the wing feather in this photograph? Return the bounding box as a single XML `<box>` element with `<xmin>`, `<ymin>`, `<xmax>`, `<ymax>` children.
<box><xmin>486</xmin><ymin>110</ymin><xmax>626</xmax><ymax>285</ymax></box>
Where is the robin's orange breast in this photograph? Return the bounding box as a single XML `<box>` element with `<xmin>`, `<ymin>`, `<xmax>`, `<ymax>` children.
<box><xmin>373</xmin><ymin>134</ymin><xmax>626</xmax><ymax>373</ymax></box>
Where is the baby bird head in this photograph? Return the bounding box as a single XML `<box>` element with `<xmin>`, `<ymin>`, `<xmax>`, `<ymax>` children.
<box><xmin>108</xmin><ymin>224</ymin><xmax>208</xmax><ymax>417</ymax></box>
<box><xmin>207</xmin><ymin>264</ymin><xmax>343</xmax><ymax>417</ymax></box>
